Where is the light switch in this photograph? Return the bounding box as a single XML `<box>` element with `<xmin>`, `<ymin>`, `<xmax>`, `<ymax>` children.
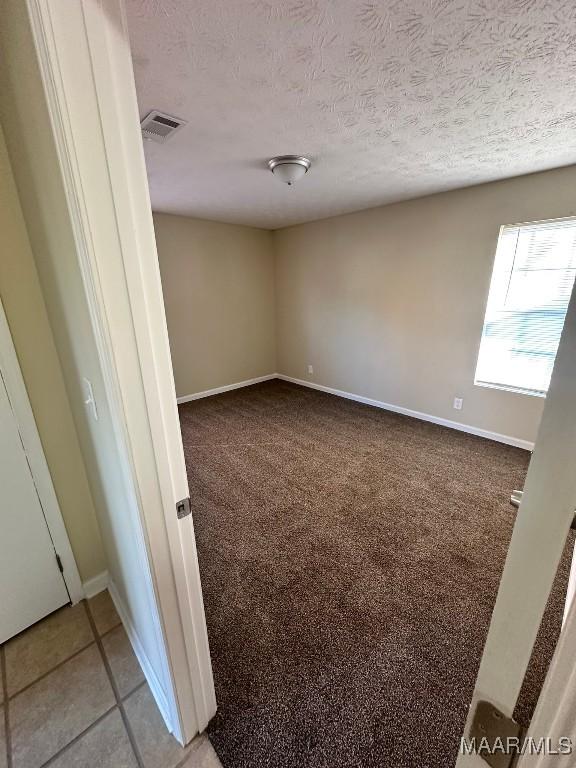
<box><xmin>82</xmin><ymin>377</ymin><xmax>98</xmax><ymax>421</ymax></box>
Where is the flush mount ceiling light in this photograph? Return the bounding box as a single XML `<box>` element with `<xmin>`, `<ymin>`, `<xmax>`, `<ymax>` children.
<box><xmin>268</xmin><ymin>155</ymin><xmax>311</xmax><ymax>185</ymax></box>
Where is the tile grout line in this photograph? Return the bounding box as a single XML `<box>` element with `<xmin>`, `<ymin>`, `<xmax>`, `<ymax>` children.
<box><xmin>174</xmin><ymin>752</ymin><xmax>194</xmax><ymax>768</ymax></box>
<box><xmin>5</xmin><ymin>640</ymin><xmax>96</xmax><ymax>702</ymax></box>
<box><xmin>98</xmin><ymin>619</ymin><xmax>122</xmax><ymax>641</ymax></box>
<box><xmin>83</xmin><ymin>600</ymin><xmax>146</xmax><ymax>768</ymax></box>
<box><xmin>173</xmin><ymin>733</ymin><xmax>221</xmax><ymax>768</ymax></box>
<box><xmin>38</xmin><ymin>705</ymin><xmax>118</xmax><ymax>768</ymax></box>
<box><xmin>3</xmin><ymin>602</ymin><xmax>141</xmax><ymax>768</ymax></box>
<box><xmin>173</xmin><ymin>738</ymin><xmax>203</xmax><ymax>768</ymax></box>
<box><xmin>120</xmin><ymin>679</ymin><xmax>147</xmax><ymax>703</ymax></box>
<box><xmin>36</xmin><ymin>653</ymin><xmax>146</xmax><ymax>766</ymax></box>
<box><xmin>0</xmin><ymin>646</ymin><xmax>13</xmax><ymax>768</ymax></box>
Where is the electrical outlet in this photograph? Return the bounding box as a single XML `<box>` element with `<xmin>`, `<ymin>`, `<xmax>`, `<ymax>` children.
<box><xmin>453</xmin><ymin>397</ymin><xmax>463</xmax><ymax>411</ymax></box>
<box><xmin>307</xmin><ymin>365</ymin><xmax>314</xmax><ymax>375</ymax></box>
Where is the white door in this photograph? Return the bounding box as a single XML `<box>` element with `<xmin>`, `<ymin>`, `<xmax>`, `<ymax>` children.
<box><xmin>0</xmin><ymin>367</ymin><xmax>70</xmax><ymax>643</ymax></box>
<box><xmin>457</xmin><ymin>287</ymin><xmax>576</xmax><ymax>765</ymax></box>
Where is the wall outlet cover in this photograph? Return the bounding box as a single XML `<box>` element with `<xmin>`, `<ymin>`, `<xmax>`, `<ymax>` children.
<box><xmin>307</xmin><ymin>365</ymin><xmax>314</xmax><ymax>375</ymax></box>
<box><xmin>453</xmin><ymin>397</ymin><xmax>463</xmax><ymax>411</ymax></box>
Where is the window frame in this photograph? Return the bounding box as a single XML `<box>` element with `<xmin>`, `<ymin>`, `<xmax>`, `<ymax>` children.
<box><xmin>474</xmin><ymin>215</ymin><xmax>576</xmax><ymax>399</ymax></box>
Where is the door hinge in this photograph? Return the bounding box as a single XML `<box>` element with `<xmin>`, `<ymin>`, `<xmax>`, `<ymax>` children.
<box><xmin>468</xmin><ymin>701</ymin><xmax>525</xmax><ymax>768</ymax></box>
<box><xmin>176</xmin><ymin>497</ymin><xmax>192</xmax><ymax>519</ymax></box>
<box><xmin>55</xmin><ymin>553</ymin><xmax>64</xmax><ymax>573</ymax></box>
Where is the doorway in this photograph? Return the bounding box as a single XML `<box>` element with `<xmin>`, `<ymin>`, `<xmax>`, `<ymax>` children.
<box><xmin>0</xmin><ymin>299</ymin><xmax>82</xmax><ymax>642</ymax></box>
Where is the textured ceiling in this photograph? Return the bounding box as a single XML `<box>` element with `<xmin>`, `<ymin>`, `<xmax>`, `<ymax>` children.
<box><xmin>126</xmin><ymin>0</ymin><xmax>576</xmax><ymax>229</ymax></box>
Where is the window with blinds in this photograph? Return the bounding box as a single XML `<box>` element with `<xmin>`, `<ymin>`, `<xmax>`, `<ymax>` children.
<box><xmin>475</xmin><ymin>218</ymin><xmax>576</xmax><ymax>397</ymax></box>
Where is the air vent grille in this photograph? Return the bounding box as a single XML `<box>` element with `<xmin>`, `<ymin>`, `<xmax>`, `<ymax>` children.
<box><xmin>140</xmin><ymin>110</ymin><xmax>186</xmax><ymax>143</ymax></box>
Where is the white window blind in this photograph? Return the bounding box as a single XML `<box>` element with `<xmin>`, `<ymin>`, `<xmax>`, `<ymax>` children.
<box><xmin>475</xmin><ymin>218</ymin><xmax>576</xmax><ymax>397</ymax></box>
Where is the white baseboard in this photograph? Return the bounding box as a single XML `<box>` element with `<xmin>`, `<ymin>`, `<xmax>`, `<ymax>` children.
<box><xmin>107</xmin><ymin>579</ymin><xmax>173</xmax><ymax>733</ymax></box>
<box><xmin>276</xmin><ymin>374</ymin><xmax>534</xmax><ymax>451</ymax></box>
<box><xmin>82</xmin><ymin>570</ymin><xmax>109</xmax><ymax>599</ymax></box>
<box><xmin>176</xmin><ymin>374</ymin><xmax>277</xmax><ymax>404</ymax></box>
<box><xmin>175</xmin><ymin>371</ymin><xmax>533</xmax><ymax>450</ymax></box>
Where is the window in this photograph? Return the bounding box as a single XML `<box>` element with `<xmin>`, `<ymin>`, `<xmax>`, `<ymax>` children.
<box><xmin>475</xmin><ymin>218</ymin><xmax>576</xmax><ymax>397</ymax></box>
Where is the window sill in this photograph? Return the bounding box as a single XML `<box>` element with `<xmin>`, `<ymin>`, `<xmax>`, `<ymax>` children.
<box><xmin>474</xmin><ymin>380</ymin><xmax>547</xmax><ymax>398</ymax></box>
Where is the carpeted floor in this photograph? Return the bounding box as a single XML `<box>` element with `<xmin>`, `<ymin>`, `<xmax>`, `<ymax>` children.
<box><xmin>179</xmin><ymin>379</ymin><xmax>571</xmax><ymax>768</ymax></box>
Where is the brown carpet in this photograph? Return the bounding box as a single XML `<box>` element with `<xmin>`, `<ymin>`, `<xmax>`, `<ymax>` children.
<box><xmin>179</xmin><ymin>379</ymin><xmax>570</xmax><ymax>768</ymax></box>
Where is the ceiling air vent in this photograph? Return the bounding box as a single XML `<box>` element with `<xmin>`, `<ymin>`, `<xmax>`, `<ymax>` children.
<box><xmin>140</xmin><ymin>110</ymin><xmax>186</xmax><ymax>144</ymax></box>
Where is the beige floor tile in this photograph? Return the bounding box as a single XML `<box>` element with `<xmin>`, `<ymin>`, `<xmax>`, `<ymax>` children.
<box><xmin>5</xmin><ymin>604</ymin><xmax>94</xmax><ymax>696</ymax></box>
<box><xmin>124</xmin><ymin>684</ymin><xmax>189</xmax><ymax>768</ymax></box>
<box><xmin>182</xmin><ymin>735</ymin><xmax>223</xmax><ymax>768</ymax></box>
<box><xmin>101</xmin><ymin>625</ymin><xmax>144</xmax><ymax>698</ymax></box>
<box><xmin>48</xmin><ymin>709</ymin><xmax>138</xmax><ymax>768</ymax></box>
<box><xmin>10</xmin><ymin>645</ymin><xmax>115</xmax><ymax>768</ymax></box>
<box><xmin>88</xmin><ymin>591</ymin><xmax>121</xmax><ymax>636</ymax></box>
<box><xmin>0</xmin><ymin>707</ymin><xmax>7</xmax><ymax>768</ymax></box>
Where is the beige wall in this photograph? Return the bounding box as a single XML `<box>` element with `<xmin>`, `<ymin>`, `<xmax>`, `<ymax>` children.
<box><xmin>154</xmin><ymin>213</ymin><xmax>276</xmax><ymax>397</ymax></box>
<box><xmin>274</xmin><ymin>165</ymin><xmax>576</xmax><ymax>445</ymax></box>
<box><xmin>0</xmin><ymin>124</ymin><xmax>105</xmax><ymax>582</ymax></box>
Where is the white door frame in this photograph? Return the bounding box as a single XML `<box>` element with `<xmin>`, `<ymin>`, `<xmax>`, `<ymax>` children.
<box><xmin>457</xmin><ymin>278</ymin><xmax>576</xmax><ymax>764</ymax></box>
<box><xmin>24</xmin><ymin>0</ymin><xmax>216</xmax><ymax>744</ymax></box>
<box><xmin>0</xmin><ymin>297</ymin><xmax>83</xmax><ymax>604</ymax></box>
<box><xmin>516</xmin><ymin>590</ymin><xmax>576</xmax><ymax>767</ymax></box>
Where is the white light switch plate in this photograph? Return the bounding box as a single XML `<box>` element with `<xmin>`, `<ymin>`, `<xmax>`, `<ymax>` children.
<box><xmin>83</xmin><ymin>377</ymin><xmax>98</xmax><ymax>421</ymax></box>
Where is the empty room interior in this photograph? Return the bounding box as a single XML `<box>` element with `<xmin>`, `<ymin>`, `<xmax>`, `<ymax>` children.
<box><xmin>2</xmin><ymin>1</ymin><xmax>576</xmax><ymax>768</ymax></box>
<box><xmin>129</xmin><ymin>1</ymin><xmax>576</xmax><ymax>765</ymax></box>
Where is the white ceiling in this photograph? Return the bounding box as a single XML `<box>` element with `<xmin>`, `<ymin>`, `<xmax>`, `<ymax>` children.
<box><xmin>126</xmin><ymin>0</ymin><xmax>576</xmax><ymax>230</ymax></box>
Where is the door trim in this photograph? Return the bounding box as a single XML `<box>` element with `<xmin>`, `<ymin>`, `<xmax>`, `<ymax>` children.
<box><xmin>0</xmin><ymin>297</ymin><xmax>83</xmax><ymax>604</ymax></box>
<box><xmin>25</xmin><ymin>0</ymin><xmax>216</xmax><ymax>744</ymax></box>
<box><xmin>456</xmin><ymin>262</ymin><xmax>576</xmax><ymax>765</ymax></box>
<box><xmin>517</xmin><ymin>581</ymin><xmax>576</xmax><ymax>767</ymax></box>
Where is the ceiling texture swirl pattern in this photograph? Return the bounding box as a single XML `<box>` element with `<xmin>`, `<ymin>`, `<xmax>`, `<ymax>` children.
<box><xmin>126</xmin><ymin>0</ymin><xmax>576</xmax><ymax>228</ymax></box>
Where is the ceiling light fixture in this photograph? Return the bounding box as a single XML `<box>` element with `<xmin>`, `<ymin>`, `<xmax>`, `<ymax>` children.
<box><xmin>268</xmin><ymin>155</ymin><xmax>311</xmax><ymax>185</ymax></box>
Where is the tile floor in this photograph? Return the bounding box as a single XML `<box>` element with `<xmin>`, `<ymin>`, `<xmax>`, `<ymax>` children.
<box><xmin>0</xmin><ymin>591</ymin><xmax>222</xmax><ymax>768</ymax></box>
